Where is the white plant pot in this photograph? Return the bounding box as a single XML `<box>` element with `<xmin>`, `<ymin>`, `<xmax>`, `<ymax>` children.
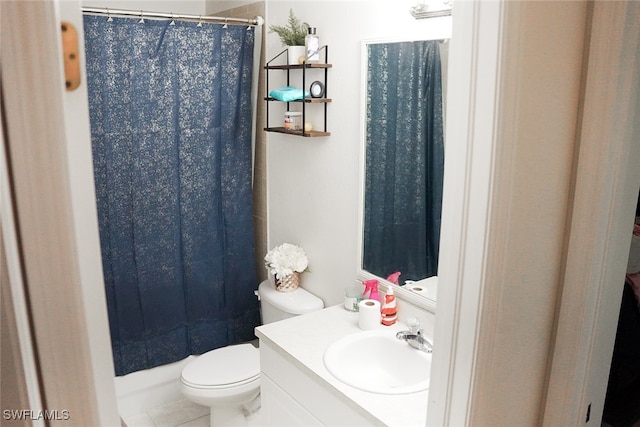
<box><xmin>287</xmin><ymin>45</ymin><xmax>306</xmax><ymax>65</ymax></box>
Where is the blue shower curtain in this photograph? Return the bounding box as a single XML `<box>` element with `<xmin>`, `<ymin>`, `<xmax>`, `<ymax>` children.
<box><xmin>83</xmin><ymin>15</ymin><xmax>259</xmax><ymax>376</ymax></box>
<box><xmin>363</xmin><ymin>40</ymin><xmax>444</xmax><ymax>282</ymax></box>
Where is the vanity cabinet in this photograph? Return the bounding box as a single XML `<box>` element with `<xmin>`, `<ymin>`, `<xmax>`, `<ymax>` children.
<box><xmin>255</xmin><ymin>305</ymin><xmax>429</xmax><ymax>426</ymax></box>
<box><xmin>264</xmin><ymin>46</ymin><xmax>331</xmax><ymax>137</ymax></box>
<box><xmin>259</xmin><ymin>339</ymin><xmax>375</xmax><ymax>426</ymax></box>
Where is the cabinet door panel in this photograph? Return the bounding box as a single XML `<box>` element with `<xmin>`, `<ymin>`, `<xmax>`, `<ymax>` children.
<box><xmin>260</xmin><ymin>374</ymin><xmax>324</xmax><ymax>427</ymax></box>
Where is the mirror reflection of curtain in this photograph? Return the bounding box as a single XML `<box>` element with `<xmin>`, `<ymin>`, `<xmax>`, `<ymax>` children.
<box><xmin>364</xmin><ymin>40</ymin><xmax>444</xmax><ymax>281</ymax></box>
<box><xmin>84</xmin><ymin>15</ymin><xmax>259</xmax><ymax>376</ymax></box>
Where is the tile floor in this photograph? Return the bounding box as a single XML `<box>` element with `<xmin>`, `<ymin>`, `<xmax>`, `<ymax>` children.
<box><xmin>123</xmin><ymin>399</ymin><xmax>209</xmax><ymax>427</ymax></box>
<box><xmin>123</xmin><ymin>399</ymin><xmax>262</xmax><ymax>427</ymax></box>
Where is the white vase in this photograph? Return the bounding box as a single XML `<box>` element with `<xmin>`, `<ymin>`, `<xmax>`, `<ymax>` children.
<box><xmin>287</xmin><ymin>45</ymin><xmax>306</xmax><ymax>65</ymax></box>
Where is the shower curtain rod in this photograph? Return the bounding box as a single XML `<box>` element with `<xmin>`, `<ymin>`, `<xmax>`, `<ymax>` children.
<box><xmin>82</xmin><ymin>7</ymin><xmax>262</xmax><ymax>26</ymax></box>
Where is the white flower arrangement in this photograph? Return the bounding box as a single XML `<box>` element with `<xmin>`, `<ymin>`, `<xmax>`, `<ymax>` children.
<box><xmin>264</xmin><ymin>243</ymin><xmax>309</xmax><ymax>280</ymax></box>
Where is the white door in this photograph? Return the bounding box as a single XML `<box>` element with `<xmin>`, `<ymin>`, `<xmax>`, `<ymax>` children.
<box><xmin>1</xmin><ymin>1</ymin><xmax>119</xmax><ymax>424</ymax></box>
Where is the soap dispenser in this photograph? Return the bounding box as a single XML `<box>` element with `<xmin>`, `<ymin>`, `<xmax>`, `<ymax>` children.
<box><xmin>381</xmin><ymin>286</ymin><xmax>397</xmax><ymax>326</ymax></box>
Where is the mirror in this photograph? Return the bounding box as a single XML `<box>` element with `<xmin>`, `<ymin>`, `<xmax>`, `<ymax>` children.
<box><xmin>358</xmin><ymin>38</ymin><xmax>448</xmax><ymax>308</ymax></box>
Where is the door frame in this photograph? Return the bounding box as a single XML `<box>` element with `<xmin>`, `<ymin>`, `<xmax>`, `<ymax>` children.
<box><xmin>543</xmin><ymin>2</ymin><xmax>640</xmax><ymax>424</ymax></box>
<box><xmin>428</xmin><ymin>1</ymin><xmax>640</xmax><ymax>425</ymax></box>
<box><xmin>1</xmin><ymin>0</ymin><xmax>120</xmax><ymax>424</ymax></box>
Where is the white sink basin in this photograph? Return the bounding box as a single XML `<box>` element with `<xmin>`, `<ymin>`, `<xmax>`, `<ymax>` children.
<box><xmin>323</xmin><ymin>330</ymin><xmax>431</xmax><ymax>394</ymax></box>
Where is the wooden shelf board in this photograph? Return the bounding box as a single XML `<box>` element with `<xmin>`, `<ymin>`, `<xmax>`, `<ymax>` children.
<box><xmin>264</xmin><ymin>127</ymin><xmax>330</xmax><ymax>137</ymax></box>
<box><xmin>265</xmin><ymin>63</ymin><xmax>332</xmax><ymax>70</ymax></box>
<box><xmin>265</xmin><ymin>97</ymin><xmax>332</xmax><ymax>103</ymax></box>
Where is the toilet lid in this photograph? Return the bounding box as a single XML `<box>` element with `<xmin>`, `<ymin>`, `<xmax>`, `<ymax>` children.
<box><xmin>181</xmin><ymin>343</ymin><xmax>260</xmax><ymax>387</ymax></box>
<box><xmin>258</xmin><ymin>280</ymin><xmax>324</xmax><ymax>314</ymax></box>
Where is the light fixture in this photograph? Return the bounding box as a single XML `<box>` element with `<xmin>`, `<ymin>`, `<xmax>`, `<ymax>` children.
<box><xmin>410</xmin><ymin>0</ymin><xmax>452</xmax><ymax>19</ymax></box>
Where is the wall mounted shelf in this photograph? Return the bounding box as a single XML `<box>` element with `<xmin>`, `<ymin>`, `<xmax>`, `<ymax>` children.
<box><xmin>264</xmin><ymin>47</ymin><xmax>331</xmax><ymax>137</ymax></box>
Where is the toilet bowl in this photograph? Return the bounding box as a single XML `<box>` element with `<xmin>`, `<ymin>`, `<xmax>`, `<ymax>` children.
<box><xmin>180</xmin><ymin>280</ymin><xmax>324</xmax><ymax>427</ymax></box>
<box><xmin>180</xmin><ymin>343</ymin><xmax>260</xmax><ymax>427</ymax></box>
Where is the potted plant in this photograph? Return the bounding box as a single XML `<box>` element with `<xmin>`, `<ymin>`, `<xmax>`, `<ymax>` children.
<box><xmin>269</xmin><ymin>9</ymin><xmax>309</xmax><ymax>65</ymax></box>
<box><xmin>264</xmin><ymin>243</ymin><xmax>309</xmax><ymax>292</ymax></box>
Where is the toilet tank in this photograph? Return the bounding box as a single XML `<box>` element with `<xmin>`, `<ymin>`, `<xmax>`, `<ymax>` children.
<box><xmin>258</xmin><ymin>280</ymin><xmax>324</xmax><ymax>324</ymax></box>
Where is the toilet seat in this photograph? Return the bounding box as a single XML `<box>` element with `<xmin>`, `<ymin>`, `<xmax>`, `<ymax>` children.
<box><xmin>181</xmin><ymin>373</ymin><xmax>259</xmax><ymax>390</ymax></box>
<box><xmin>181</xmin><ymin>343</ymin><xmax>259</xmax><ymax>389</ymax></box>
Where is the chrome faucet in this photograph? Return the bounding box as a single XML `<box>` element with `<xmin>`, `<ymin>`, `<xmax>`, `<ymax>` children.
<box><xmin>396</xmin><ymin>317</ymin><xmax>433</xmax><ymax>353</ymax></box>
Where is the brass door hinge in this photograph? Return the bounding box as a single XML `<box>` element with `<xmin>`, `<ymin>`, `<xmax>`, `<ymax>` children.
<box><xmin>61</xmin><ymin>22</ymin><xmax>80</xmax><ymax>91</ymax></box>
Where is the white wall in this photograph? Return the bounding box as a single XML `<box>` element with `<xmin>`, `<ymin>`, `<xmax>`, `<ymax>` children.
<box><xmin>264</xmin><ymin>1</ymin><xmax>452</xmax><ymax>306</ymax></box>
<box><xmin>81</xmin><ymin>0</ymin><xmax>206</xmax><ymax>15</ymax></box>
<box><xmin>82</xmin><ymin>0</ymin><xmax>256</xmax><ymax>17</ymax></box>
<box><xmin>205</xmin><ymin>0</ymin><xmax>256</xmax><ymax>15</ymax></box>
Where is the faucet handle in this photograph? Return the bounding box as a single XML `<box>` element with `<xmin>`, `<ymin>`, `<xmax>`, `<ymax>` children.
<box><xmin>406</xmin><ymin>317</ymin><xmax>420</xmax><ymax>334</ymax></box>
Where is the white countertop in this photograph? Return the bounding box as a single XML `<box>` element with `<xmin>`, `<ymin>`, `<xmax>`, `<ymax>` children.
<box><xmin>255</xmin><ymin>304</ymin><xmax>429</xmax><ymax>427</ymax></box>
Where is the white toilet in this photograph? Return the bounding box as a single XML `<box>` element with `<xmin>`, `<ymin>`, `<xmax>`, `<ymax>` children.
<box><xmin>179</xmin><ymin>279</ymin><xmax>324</xmax><ymax>426</ymax></box>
